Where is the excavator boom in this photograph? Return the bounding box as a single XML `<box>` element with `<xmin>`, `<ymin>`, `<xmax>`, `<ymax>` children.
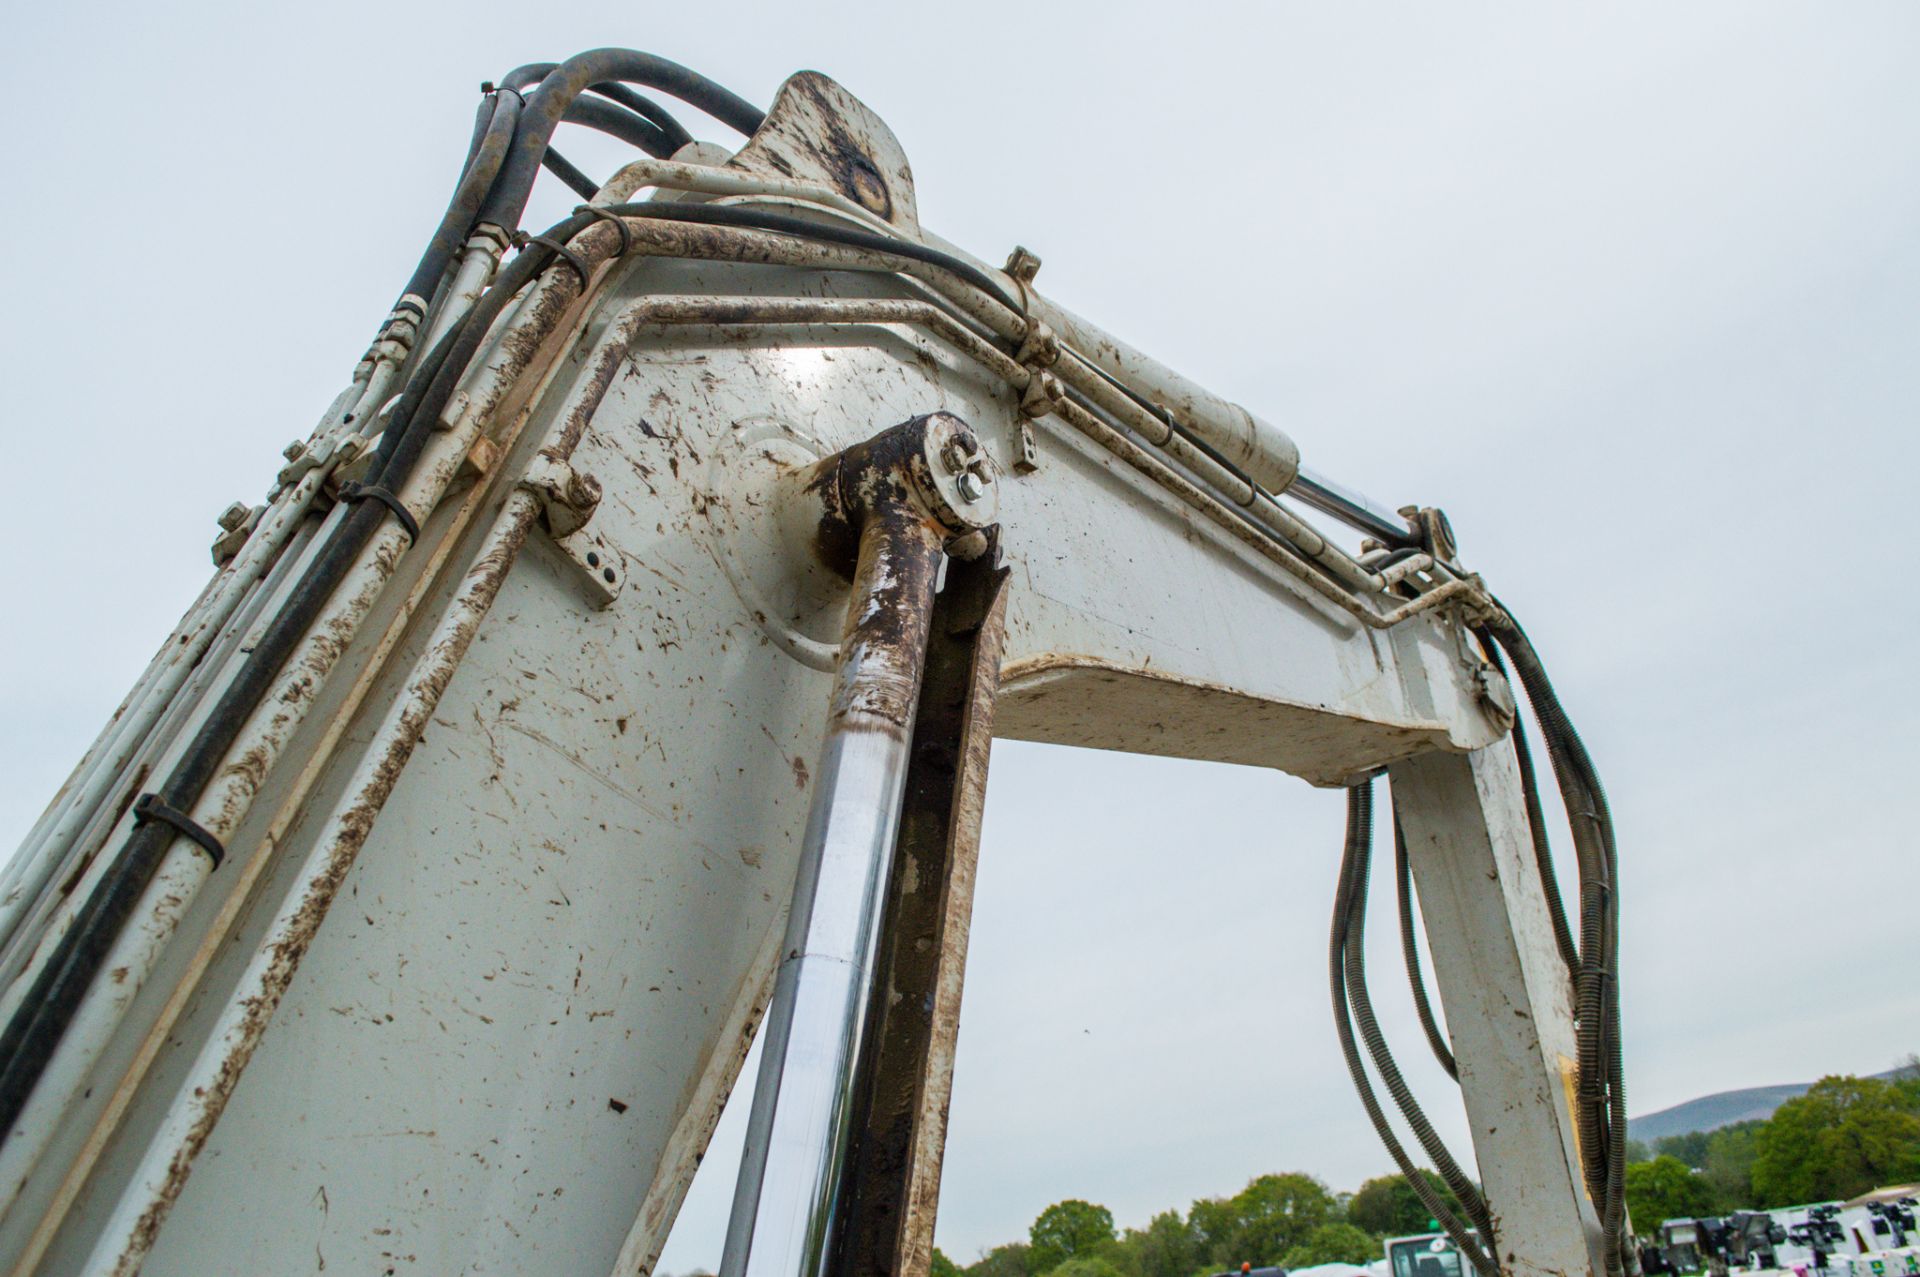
<box><xmin>0</xmin><ymin>57</ymin><xmax>1627</xmax><ymax>1277</ymax></box>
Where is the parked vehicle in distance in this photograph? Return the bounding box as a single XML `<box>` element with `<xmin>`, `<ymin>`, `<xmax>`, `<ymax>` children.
<box><xmin>1385</xmin><ymin>1232</ymin><xmax>1478</xmax><ymax>1277</ymax></box>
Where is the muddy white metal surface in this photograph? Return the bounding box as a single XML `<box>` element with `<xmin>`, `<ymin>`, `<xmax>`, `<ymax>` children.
<box><xmin>0</xmin><ymin>65</ymin><xmax>1579</xmax><ymax>1277</ymax></box>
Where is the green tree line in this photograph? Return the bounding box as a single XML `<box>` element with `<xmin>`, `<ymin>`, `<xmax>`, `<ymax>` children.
<box><xmin>1623</xmin><ymin>1065</ymin><xmax>1920</xmax><ymax>1234</ymax></box>
<box><xmin>932</xmin><ymin>1062</ymin><xmax>1920</xmax><ymax>1277</ymax></box>
<box><xmin>936</xmin><ymin>1169</ymin><xmax>1467</xmax><ymax>1277</ymax></box>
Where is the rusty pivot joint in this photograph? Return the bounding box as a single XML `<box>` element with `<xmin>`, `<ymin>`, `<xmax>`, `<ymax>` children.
<box><xmin>804</xmin><ymin>411</ymin><xmax>1001</xmax><ymax>574</ymax></box>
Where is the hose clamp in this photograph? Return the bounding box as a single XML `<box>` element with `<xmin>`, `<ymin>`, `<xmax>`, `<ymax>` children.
<box><xmin>132</xmin><ymin>793</ymin><xmax>225</xmax><ymax>870</ymax></box>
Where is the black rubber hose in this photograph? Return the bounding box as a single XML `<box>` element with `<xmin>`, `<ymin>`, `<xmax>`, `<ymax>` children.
<box><xmin>499</xmin><ymin>62</ymin><xmax>552</xmax><ymax>93</ymax></box>
<box><xmin>1473</xmin><ymin>627</ymin><xmax>1580</xmax><ymax>979</ymax></box>
<box><xmin>0</xmin><ymin>178</ymin><xmax>1248</xmax><ymax>1168</ymax></box>
<box><xmin>1341</xmin><ymin>791</ymin><xmax>1494</xmax><ymax>1235</ymax></box>
<box><xmin>1513</xmin><ymin>711</ymin><xmax>1581</xmax><ymax>977</ymax></box>
<box><xmin>502</xmin><ymin>62</ymin><xmax>696</xmax><ymax>157</ymax></box>
<box><xmin>458</xmin><ymin>92</ymin><xmax>497</xmax><ymax>176</ymax></box>
<box><xmin>0</xmin><ymin>208</ymin><xmax>602</xmax><ymax>1137</ymax></box>
<box><xmin>1394</xmin><ymin>816</ymin><xmax>1458</xmax><ymax>1080</ymax></box>
<box><xmin>0</xmin><ymin>191</ymin><xmax>1018</xmax><ymax>1121</ymax></box>
<box><xmin>399</xmin><ymin>87</ymin><xmax>523</xmax><ymax>304</ymax></box>
<box><xmin>1485</xmin><ymin>608</ymin><xmax>1631</xmax><ymax>1276</ymax></box>
<box><xmin>542</xmin><ymin>148</ymin><xmax>601</xmax><ymax>201</ymax></box>
<box><xmin>1331</xmin><ymin>783</ymin><xmax>1499</xmax><ymax>1277</ymax></box>
<box><xmin>479</xmin><ymin>49</ymin><xmax>765</xmax><ymax>228</ymax></box>
<box><xmin>562</xmin><ymin>94</ymin><xmax>675</xmax><ymax>158</ymax></box>
<box><xmin>590</xmin><ymin>82</ymin><xmax>694</xmax><ymax>153</ymax></box>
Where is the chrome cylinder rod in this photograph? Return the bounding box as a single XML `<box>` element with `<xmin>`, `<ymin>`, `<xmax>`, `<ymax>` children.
<box><xmin>721</xmin><ymin>504</ymin><xmax>947</xmax><ymax>1277</ymax></box>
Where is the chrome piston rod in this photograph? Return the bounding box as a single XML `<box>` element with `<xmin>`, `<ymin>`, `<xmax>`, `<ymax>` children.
<box><xmin>723</xmin><ymin>411</ymin><xmax>995</xmax><ymax>1277</ymax></box>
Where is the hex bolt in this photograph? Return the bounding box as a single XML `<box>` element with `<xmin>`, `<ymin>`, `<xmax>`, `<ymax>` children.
<box><xmin>216</xmin><ymin>502</ymin><xmax>252</xmax><ymax>532</ymax></box>
<box><xmin>957</xmin><ymin>472</ymin><xmax>988</xmax><ymax>503</ymax></box>
<box><xmin>940</xmin><ymin>432</ymin><xmax>980</xmax><ymax>476</ymax></box>
<box><xmin>563</xmin><ymin>470</ymin><xmax>602</xmax><ymax>515</ymax></box>
<box><xmin>1005</xmin><ymin>245</ymin><xmax>1042</xmax><ymax>284</ymax></box>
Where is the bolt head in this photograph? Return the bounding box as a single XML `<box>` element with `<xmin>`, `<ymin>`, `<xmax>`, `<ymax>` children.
<box><xmin>283</xmin><ymin>440</ymin><xmax>306</xmax><ymax>461</ymax></box>
<box><xmin>216</xmin><ymin>501</ymin><xmax>252</xmax><ymax>532</ymax></box>
<box><xmin>956</xmin><ymin>472</ymin><xmax>988</xmax><ymax>503</ymax></box>
<box><xmin>940</xmin><ymin>432</ymin><xmax>980</xmax><ymax>476</ymax></box>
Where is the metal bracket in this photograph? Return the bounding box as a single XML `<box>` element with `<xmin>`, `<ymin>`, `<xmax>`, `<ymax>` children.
<box><xmin>1009</xmin><ymin>317</ymin><xmax>1061</xmax><ymax>474</ymax></box>
<box><xmin>210</xmin><ymin>502</ymin><xmax>262</xmax><ymax>567</ymax></box>
<box><xmin>520</xmin><ymin>456</ymin><xmax>622</xmax><ymax>608</ymax></box>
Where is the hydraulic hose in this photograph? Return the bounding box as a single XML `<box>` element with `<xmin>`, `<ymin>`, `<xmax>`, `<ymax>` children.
<box><xmin>562</xmin><ymin>94</ymin><xmax>676</xmax><ymax>158</ymax></box>
<box><xmin>0</xmin><ymin>206</ymin><xmax>606</xmax><ymax>1139</ymax></box>
<box><xmin>0</xmin><ymin>45</ymin><xmax>776</xmax><ymax>1165</ymax></box>
<box><xmin>478</xmin><ymin>49</ymin><xmax>766</xmax><ymax>229</ymax></box>
<box><xmin>1332</xmin><ymin>783</ymin><xmax>1499</xmax><ymax>1277</ymax></box>
<box><xmin>503</xmin><ymin>59</ymin><xmax>702</xmax><ymax>150</ymax></box>
<box><xmin>1339</xmin><ymin>789</ymin><xmax>1493</xmax><ymax>1235</ymax></box>
<box><xmin>592</xmin><ymin>82</ymin><xmax>694</xmax><ymax>154</ymax></box>
<box><xmin>1337</xmin><ymin>605</ymin><xmax>1632</xmax><ymax>1277</ymax></box>
<box><xmin>1483</xmin><ymin>606</ymin><xmax>1632</xmax><ymax>1277</ymax></box>
<box><xmin>1394</xmin><ymin>817</ymin><xmax>1458</xmax><ymax>1080</ymax></box>
<box><xmin>542</xmin><ymin>149</ymin><xmax>601</xmax><ymax>201</ymax></box>
<box><xmin>398</xmin><ymin>86</ymin><xmax>523</xmax><ymax>305</ymax></box>
<box><xmin>1473</xmin><ymin>629</ymin><xmax>1580</xmax><ymax>980</ymax></box>
<box><xmin>0</xmin><ymin>186</ymin><xmax>1025</xmax><ymax>1138</ymax></box>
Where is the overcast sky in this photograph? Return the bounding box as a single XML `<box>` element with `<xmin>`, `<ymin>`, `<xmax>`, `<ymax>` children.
<box><xmin>2</xmin><ymin>2</ymin><xmax>1916</xmax><ymax>1270</ymax></box>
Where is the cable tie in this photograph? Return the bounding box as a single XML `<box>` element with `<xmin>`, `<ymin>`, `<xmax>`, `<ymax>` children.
<box><xmin>573</xmin><ymin>204</ymin><xmax>633</xmax><ymax>255</ymax></box>
<box><xmin>520</xmin><ymin>232</ymin><xmax>591</xmax><ymax>290</ymax></box>
<box><xmin>338</xmin><ymin>481</ymin><xmax>420</xmax><ymax>543</ymax></box>
<box><xmin>132</xmin><ymin>794</ymin><xmax>224</xmax><ymax>870</ymax></box>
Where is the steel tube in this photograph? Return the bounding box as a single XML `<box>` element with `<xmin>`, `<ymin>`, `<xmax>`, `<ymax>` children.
<box><xmin>16</xmin><ymin>299</ymin><xmax>653</xmax><ymax>1271</ymax></box>
<box><xmin>722</xmin><ymin>509</ymin><xmax>945</xmax><ymax>1277</ymax></box>
<box><xmin>0</xmin><ymin>219</ymin><xmax>620</xmax><ymax>1210</ymax></box>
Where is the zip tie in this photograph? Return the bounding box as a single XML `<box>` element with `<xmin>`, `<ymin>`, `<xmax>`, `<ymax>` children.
<box><xmin>132</xmin><ymin>794</ymin><xmax>224</xmax><ymax>870</ymax></box>
<box><xmin>513</xmin><ymin>229</ymin><xmax>591</xmax><ymax>290</ymax></box>
<box><xmin>573</xmin><ymin>204</ymin><xmax>633</xmax><ymax>255</ymax></box>
<box><xmin>338</xmin><ymin>481</ymin><xmax>420</xmax><ymax>543</ymax></box>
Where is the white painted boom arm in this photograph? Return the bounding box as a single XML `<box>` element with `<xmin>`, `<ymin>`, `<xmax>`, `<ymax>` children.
<box><xmin>0</xmin><ymin>65</ymin><xmax>1623</xmax><ymax>1277</ymax></box>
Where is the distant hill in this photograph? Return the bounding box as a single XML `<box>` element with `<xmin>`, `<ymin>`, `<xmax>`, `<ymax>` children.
<box><xmin>1631</xmin><ymin>1069</ymin><xmax>1907</xmax><ymax>1144</ymax></box>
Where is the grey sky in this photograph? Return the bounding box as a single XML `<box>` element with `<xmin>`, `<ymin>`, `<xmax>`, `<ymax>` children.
<box><xmin>2</xmin><ymin>2</ymin><xmax>1917</xmax><ymax>1270</ymax></box>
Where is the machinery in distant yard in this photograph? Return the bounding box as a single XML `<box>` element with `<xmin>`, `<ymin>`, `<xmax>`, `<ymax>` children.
<box><xmin>1385</xmin><ymin>1232</ymin><xmax>1481</xmax><ymax>1277</ymax></box>
<box><xmin>0</xmin><ymin>47</ymin><xmax>1632</xmax><ymax>1277</ymax></box>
